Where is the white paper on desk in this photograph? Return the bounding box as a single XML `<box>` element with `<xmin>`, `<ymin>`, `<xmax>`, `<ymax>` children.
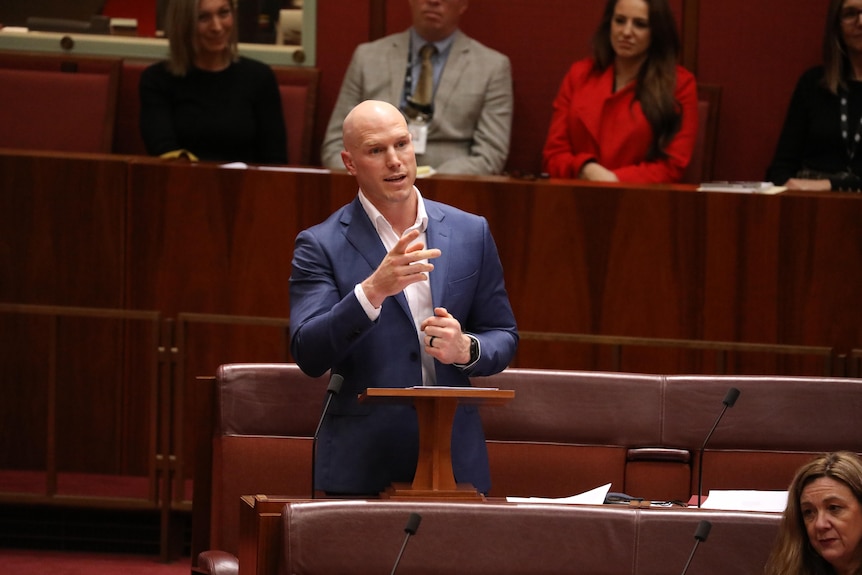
<box><xmin>506</xmin><ymin>482</ymin><xmax>611</xmax><ymax>505</ymax></box>
<box><xmin>258</xmin><ymin>165</ymin><xmax>330</xmax><ymax>174</ymax></box>
<box><xmin>701</xmin><ymin>490</ymin><xmax>788</xmax><ymax>512</ymax></box>
<box><xmin>219</xmin><ymin>163</ymin><xmax>330</xmax><ymax>175</ymax></box>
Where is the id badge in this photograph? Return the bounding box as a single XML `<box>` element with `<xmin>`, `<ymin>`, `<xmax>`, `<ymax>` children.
<box><xmin>408</xmin><ymin>119</ymin><xmax>428</xmax><ymax>155</ymax></box>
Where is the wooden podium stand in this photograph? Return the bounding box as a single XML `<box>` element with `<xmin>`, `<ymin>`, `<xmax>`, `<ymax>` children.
<box><xmin>359</xmin><ymin>386</ymin><xmax>514</xmax><ymax>501</ymax></box>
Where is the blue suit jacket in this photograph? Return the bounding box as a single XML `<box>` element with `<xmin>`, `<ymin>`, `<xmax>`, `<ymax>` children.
<box><xmin>289</xmin><ymin>195</ymin><xmax>518</xmax><ymax>494</ymax></box>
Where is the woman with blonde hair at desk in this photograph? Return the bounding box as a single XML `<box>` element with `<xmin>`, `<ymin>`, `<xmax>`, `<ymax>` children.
<box><xmin>766</xmin><ymin>0</ymin><xmax>862</xmax><ymax>192</ymax></box>
<box><xmin>764</xmin><ymin>451</ymin><xmax>862</xmax><ymax>575</ymax></box>
<box><xmin>542</xmin><ymin>0</ymin><xmax>698</xmax><ymax>183</ymax></box>
<box><xmin>140</xmin><ymin>0</ymin><xmax>287</xmax><ymax>164</ymax></box>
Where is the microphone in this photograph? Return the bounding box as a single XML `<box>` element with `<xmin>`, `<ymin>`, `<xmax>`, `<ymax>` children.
<box><xmin>311</xmin><ymin>373</ymin><xmax>343</xmax><ymax>499</ymax></box>
<box><xmin>390</xmin><ymin>512</ymin><xmax>422</xmax><ymax>575</ymax></box>
<box><xmin>680</xmin><ymin>520</ymin><xmax>712</xmax><ymax>575</ymax></box>
<box><xmin>696</xmin><ymin>387</ymin><xmax>740</xmax><ymax>507</ymax></box>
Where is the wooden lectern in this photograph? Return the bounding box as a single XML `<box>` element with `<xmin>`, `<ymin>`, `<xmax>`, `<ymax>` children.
<box><xmin>359</xmin><ymin>386</ymin><xmax>514</xmax><ymax>501</ymax></box>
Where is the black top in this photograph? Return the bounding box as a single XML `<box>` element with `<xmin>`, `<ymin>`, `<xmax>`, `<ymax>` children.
<box><xmin>766</xmin><ymin>65</ymin><xmax>862</xmax><ymax>191</ymax></box>
<box><xmin>140</xmin><ymin>56</ymin><xmax>287</xmax><ymax>164</ymax></box>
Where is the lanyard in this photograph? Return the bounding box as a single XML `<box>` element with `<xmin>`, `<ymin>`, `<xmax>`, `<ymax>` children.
<box><xmin>839</xmin><ymin>90</ymin><xmax>862</xmax><ymax>171</ymax></box>
<box><xmin>403</xmin><ymin>37</ymin><xmax>415</xmax><ymax>105</ymax></box>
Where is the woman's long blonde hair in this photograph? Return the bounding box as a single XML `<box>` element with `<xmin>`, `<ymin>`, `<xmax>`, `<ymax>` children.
<box><xmin>164</xmin><ymin>0</ymin><xmax>239</xmax><ymax>76</ymax></box>
<box><xmin>764</xmin><ymin>451</ymin><xmax>862</xmax><ymax>575</ymax></box>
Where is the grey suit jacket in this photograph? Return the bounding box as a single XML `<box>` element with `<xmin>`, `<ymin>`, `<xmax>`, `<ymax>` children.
<box><xmin>321</xmin><ymin>30</ymin><xmax>513</xmax><ymax>175</ymax></box>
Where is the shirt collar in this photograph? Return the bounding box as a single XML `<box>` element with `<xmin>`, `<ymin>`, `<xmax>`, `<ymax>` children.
<box><xmin>358</xmin><ymin>187</ymin><xmax>429</xmax><ymax>236</ymax></box>
<box><xmin>409</xmin><ymin>28</ymin><xmax>457</xmax><ymax>61</ymax></box>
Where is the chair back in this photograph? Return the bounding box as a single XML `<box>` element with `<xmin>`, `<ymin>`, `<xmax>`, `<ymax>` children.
<box><xmin>112</xmin><ymin>59</ymin><xmax>151</xmax><ymax>155</ymax></box>
<box><xmin>0</xmin><ymin>51</ymin><xmax>120</xmax><ymax>153</ymax></box>
<box><xmin>272</xmin><ymin>66</ymin><xmax>319</xmax><ymax>165</ymax></box>
<box><xmin>191</xmin><ymin>363</ymin><xmax>328</xmax><ymax>565</ymax></box>
<box><xmin>682</xmin><ymin>84</ymin><xmax>721</xmax><ymax>184</ymax></box>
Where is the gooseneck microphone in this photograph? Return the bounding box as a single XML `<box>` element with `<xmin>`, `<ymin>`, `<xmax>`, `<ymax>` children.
<box><xmin>680</xmin><ymin>520</ymin><xmax>712</xmax><ymax>575</ymax></box>
<box><xmin>696</xmin><ymin>387</ymin><xmax>740</xmax><ymax>508</ymax></box>
<box><xmin>310</xmin><ymin>373</ymin><xmax>343</xmax><ymax>499</ymax></box>
<box><xmin>390</xmin><ymin>512</ymin><xmax>422</xmax><ymax>575</ymax></box>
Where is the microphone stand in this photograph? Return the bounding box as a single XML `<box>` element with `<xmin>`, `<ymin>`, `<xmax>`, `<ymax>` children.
<box><xmin>390</xmin><ymin>513</ymin><xmax>422</xmax><ymax>575</ymax></box>
<box><xmin>680</xmin><ymin>520</ymin><xmax>712</xmax><ymax>575</ymax></box>
<box><xmin>311</xmin><ymin>373</ymin><xmax>343</xmax><ymax>499</ymax></box>
<box><xmin>697</xmin><ymin>387</ymin><xmax>740</xmax><ymax>508</ymax></box>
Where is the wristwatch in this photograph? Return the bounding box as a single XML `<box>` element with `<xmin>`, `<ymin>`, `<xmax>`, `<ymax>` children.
<box><xmin>454</xmin><ymin>334</ymin><xmax>480</xmax><ymax>368</ymax></box>
<box><xmin>467</xmin><ymin>335</ymin><xmax>480</xmax><ymax>364</ymax></box>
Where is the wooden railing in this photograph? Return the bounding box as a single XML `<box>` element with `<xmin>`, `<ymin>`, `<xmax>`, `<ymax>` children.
<box><xmin>517</xmin><ymin>331</ymin><xmax>842</xmax><ymax>376</ymax></box>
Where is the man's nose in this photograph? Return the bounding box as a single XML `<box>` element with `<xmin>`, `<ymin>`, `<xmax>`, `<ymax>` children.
<box><xmin>385</xmin><ymin>148</ymin><xmax>401</xmax><ymax>166</ymax></box>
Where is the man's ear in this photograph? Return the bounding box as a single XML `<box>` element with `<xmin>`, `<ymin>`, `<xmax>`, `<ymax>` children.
<box><xmin>341</xmin><ymin>150</ymin><xmax>356</xmax><ymax>174</ymax></box>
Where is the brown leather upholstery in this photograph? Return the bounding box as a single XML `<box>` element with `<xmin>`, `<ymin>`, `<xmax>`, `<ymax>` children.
<box><xmin>193</xmin><ymin>364</ymin><xmax>862</xmax><ymax>575</ymax></box>
<box><xmin>478</xmin><ymin>369</ymin><xmax>664</xmax><ymax>498</ymax></box>
<box><xmin>193</xmin><ymin>363</ymin><xmax>328</xmax><ymax>574</ymax></box>
<box><xmin>194</xmin><ymin>550</ymin><xmax>238</xmax><ymax>575</ymax></box>
<box><xmin>662</xmin><ymin>375</ymin><xmax>862</xmax><ymax>495</ymax></box>
<box><xmin>277</xmin><ymin>500</ymin><xmax>779</xmax><ymax>575</ymax></box>
<box><xmin>636</xmin><ymin>508</ymin><xmax>779</xmax><ymax>575</ymax></box>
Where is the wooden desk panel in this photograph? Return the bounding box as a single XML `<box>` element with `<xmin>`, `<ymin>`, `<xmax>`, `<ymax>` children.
<box><xmin>0</xmin><ymin>150</ymin><xmax>127</xmax><ymax>307</ymax></box>
<box><xmin>4</xmin><ymin>150</ymin><xmax>861</xmax><ymax>366</ymax></box>
<box><xmin>0</xmin><ymin>151</ymin><xmax>133</xmax><ymax>482</ymax></box>
<box><xmin>417</xmin><ymin>177</ymin><xmax>862</xmax><ymax>353</ymax></box>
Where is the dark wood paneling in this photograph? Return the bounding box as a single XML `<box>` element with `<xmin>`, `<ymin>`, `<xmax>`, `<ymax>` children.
<box><xmin>414</xmin><ymin>176</ymin><xmax>862</xmax><ymax>354</ymax></box>
<box><xmin>124</xmin><ymin>161</ymin><xmax>354</xmax><ymax>317</ymax></box>
<box><xmin>0</xmin><ymin>150</ymin><xmax>126</xmax><ymax>307</ymax></box>
<box><xmin>0</xmin><ymin>151</ymin><xmax>131</xmax><ymax>481</ymax></box>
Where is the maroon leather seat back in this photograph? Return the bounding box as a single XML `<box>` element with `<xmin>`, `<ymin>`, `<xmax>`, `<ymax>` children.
<box><xmin>208</xmin><ymin>363</ymin><xmax>328</xmax><ymax>557</ymax></box>
<box><xmin>478</xmin><ymin>368</ymin><xmax>663</xmax><ymax>498</ymax></box>
<box><xmin>278</xmin><ymin>500</ymin><xmax>780</xmax><ymax>575</ymax></box>
<box><xmin>0</xmin><ymin>52</ymin><xmax>120</xmax><ymax>153</ymax></box>
<box><xmin>662</xmin><ymin>375</ymin><xmax>862</xmax><ymax>493</ymax></box>
<box><xmin>281</xmin><ymin>501</ymin><xmax>638</xmax><ymax>575</ymax></box>
<box><xmin>636</xmin><ymin>508</ymin><xmax>779</xmax><ymax>575</ymax></box>
<box><xmin>113</xmin><ymin>59</ymin><xmax>150</xmax><ymax>155</ymax></box>
<box><xmin>271</xmin><ymin>66</ymin><xmax>319</xmax><ymax>166</ymax></box>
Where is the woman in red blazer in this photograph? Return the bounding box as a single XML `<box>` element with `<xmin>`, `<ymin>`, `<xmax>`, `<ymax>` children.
<box><xmin>542</xmin><ymin>0</ymin><xmax>698</xmax><ymax>183</ymax></box>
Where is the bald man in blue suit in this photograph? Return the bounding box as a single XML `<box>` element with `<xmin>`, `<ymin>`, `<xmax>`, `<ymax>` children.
<box><xmin>290</xmin><ymin>100</ymin><xmax>518</xmax><ymax>496</ymax></box>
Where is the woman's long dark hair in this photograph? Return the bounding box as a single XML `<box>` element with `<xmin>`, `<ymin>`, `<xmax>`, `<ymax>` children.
<box><xmin>592</xmin><ymin>0</ymin><xmax>683</xmax><ymax>160</ymax></box>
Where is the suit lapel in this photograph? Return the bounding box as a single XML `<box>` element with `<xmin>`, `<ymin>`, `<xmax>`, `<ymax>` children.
<box><xmin>342</xmin><ymin>197</ymin><xmax>413</xmax><ymax>319</ymax></box>
<box><xmin>387</xmin><ymin>32</ymin><xmax>411</xmax><ymax>105</ymax></box>
<box><xmin>425</xmin><ymin>201</ymin><xmax>450</xmax><ymax>307</ymax></box>
<box><xmin>432</xmin><ymin>32</ymin><xmax>470</xmax><ymax>120</ymax></box>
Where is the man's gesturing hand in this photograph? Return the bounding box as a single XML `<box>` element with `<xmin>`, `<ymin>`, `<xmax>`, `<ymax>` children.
<box><xmin>361</xmin><ymin>229</ymin><xmax>441</xmax><ymax>309</ymax></box>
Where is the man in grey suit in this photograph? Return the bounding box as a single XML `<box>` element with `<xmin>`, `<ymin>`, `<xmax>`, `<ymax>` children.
<box><xmin>320</xmin><ymin>0</ymin><xmax>513</xmax><ymax>175</ymax></box>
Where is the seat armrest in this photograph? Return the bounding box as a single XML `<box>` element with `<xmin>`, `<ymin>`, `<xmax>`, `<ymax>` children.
<box><xmin>627</xmin><ymin>447</ymin><xmax>691</xmax><ymax>463</ymax></box>
<box><xmin>195</xmin><ymin>550</ymin><xmax>239</xmax><ymax>575</ymax></box>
